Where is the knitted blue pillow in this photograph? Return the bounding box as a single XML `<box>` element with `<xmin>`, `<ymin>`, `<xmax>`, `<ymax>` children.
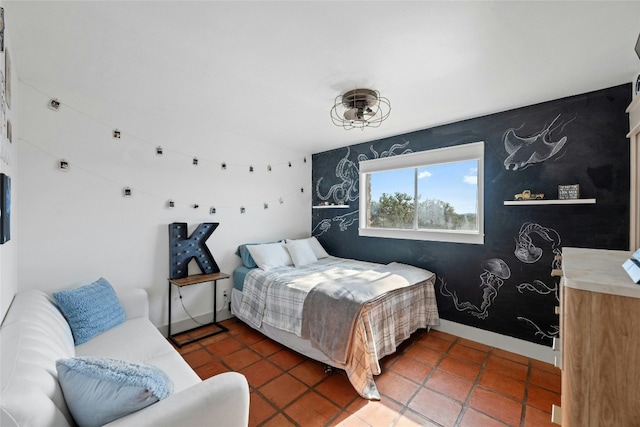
<box><xmin>56</xmin><ymin>357</ymin><xmax>174</xmax><ymax>427</ymax></box>
<box><xmin>53</xmin><ymin>278</ymin><xmax>125</xmax><ymax>345</ymax></box>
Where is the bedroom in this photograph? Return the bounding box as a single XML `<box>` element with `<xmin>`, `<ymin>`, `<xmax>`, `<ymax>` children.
<box><xmin>1</xmin><ymin>1</ymin><xmax>639</xmax><ymax>426</ymax></box>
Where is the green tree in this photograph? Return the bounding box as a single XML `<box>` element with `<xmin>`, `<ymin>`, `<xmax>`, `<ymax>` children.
<box><xmin>371</xmin><ymin>192</ymin><xmax>414</xmax><ymax>228</ymax></box>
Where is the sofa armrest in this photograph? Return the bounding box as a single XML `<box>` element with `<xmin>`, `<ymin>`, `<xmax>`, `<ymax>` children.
<box><xmin>104</xmin><ymin>372</ymin><xmax>249</xmax><ymax>427</ymax></box>
<box><xmin>115</xmin><ymin>288</ymin><xmax>149</xmax><ymax>320</ymax></box>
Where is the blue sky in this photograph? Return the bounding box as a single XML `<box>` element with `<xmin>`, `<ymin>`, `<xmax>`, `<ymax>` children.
<box><xmin>369</xmin><ymin>160</ymin><xmax>478</xmax><ymax>214</ymax></box>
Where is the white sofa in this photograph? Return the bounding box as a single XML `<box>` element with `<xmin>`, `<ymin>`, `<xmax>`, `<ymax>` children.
<box><xmin>0</xmin><ymin>288</ymin><xmax>250</xmax><ymax>427</ymax></box>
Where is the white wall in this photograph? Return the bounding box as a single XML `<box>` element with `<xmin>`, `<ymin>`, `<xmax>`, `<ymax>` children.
<box><xmin>16</xmin><ymin>79</ymin><xmax>311</xmax><ymax>329</ymax></box>
<box><xmin>0</xmin><ymin>5</ymin><xmax>18</xmax><ymax>321</ymax></box>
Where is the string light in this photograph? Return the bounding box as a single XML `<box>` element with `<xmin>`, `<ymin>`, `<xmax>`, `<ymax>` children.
<box><xmin>18</xmin><ymin>78</ymin><xmax>314</xmax><ymax>214</ymax></box>
<box><xmin>23</xmin><ymin>78</ymin><xmax>310</xmax><ymax>170</ymax></box>
<box><xmin>48</xmin><ymin>98</ymin><xmax>60</xmax><ymax>111</ymax></box>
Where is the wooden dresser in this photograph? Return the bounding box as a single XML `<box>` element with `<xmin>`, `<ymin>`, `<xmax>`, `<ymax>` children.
<box><xmin>557</xmin><ymin>247</ymin><xmax>640</xmax><ymax>426</ymax></box>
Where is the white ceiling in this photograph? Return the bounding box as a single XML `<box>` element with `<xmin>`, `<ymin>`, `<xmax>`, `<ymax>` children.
<box><xmin>5</xmin><ymin>1</ymin><xmax>640</xmax><ymax>155</ymax></box>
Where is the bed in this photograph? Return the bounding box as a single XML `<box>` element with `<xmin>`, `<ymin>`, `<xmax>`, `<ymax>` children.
<box><xmin>230</xmin><ymin>237</ymin><xmax>440</xmax><ymax>399</ymax></box>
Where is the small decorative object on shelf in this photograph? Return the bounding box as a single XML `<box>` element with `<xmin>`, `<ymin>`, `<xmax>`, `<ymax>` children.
<box><xmin>514</xmin><ymin>189</ymin><xmax>544</xmax><ymax>201</ymax></box>
<box><xmin>622</xmin><ymin>248</ymin><xmax>640</xmax><ymax>284</ymax></box>
<box><xmin>558</xmin><ymin>184</ymin><xmax>580</xmax><ymax>200</ymax></box>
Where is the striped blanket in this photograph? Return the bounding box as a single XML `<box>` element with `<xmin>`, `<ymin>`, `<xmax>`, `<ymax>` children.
<box><xmin>237</xmin><ymin>257</ymin><xmax>439</xmax><ymax>399</ymax></box>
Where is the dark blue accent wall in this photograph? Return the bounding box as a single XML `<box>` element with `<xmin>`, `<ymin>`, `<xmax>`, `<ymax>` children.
<box><xmin>311</xmin><ymin>84</ymin><xmax>631</xmax><ymax>346</ymax></box>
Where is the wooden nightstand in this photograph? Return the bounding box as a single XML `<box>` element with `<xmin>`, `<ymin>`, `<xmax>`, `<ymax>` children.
<box><xmin>167</xmin><ymin>272</ymin><xmax>230</xmax><ymax>347</ymax></box>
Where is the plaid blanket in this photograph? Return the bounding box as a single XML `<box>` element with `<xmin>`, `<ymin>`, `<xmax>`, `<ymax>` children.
<box><xmin>237</xmin><ymin>257</ymin><xmax>439</xmax><ymax>399</ymax></box>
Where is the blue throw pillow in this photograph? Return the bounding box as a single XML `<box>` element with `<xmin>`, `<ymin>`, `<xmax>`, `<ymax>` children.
<box><xmin>53</xmin><ymin>278</ymin><xmax>125</xmax><ymax>345</ymax></box>
<box><xmin>56</xmin><ymin>357</ymin><xmax>174</xmax><ymax>427</ymax></box>
<box><xmin>235</xmin><ymin>244</ymin><xmax>258</xmax><ymax>268</ymax></box>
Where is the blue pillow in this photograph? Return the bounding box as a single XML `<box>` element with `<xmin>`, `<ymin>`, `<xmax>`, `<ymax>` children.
<box><xmin>53</xmin><ymin>278</ymin><xmax>125</xmax><ymax>345</ymax></box>
<box><xmin>56</xmin><ymin>357</ymin><xmax>173</xmax><ymax>427</ymax></box>
<box><xmin>235</xmin><ymin>244</ymin><xmax>258</xmax><ymax>268</ymax></box>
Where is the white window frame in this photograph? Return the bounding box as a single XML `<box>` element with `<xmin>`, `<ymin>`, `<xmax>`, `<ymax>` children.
<box><xmin>358</xmin><ymin>141</ymin><xmax>484</xmax><ymax>244</ymax></box>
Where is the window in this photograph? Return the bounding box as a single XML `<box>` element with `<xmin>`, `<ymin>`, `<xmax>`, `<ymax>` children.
<box><xmin>359</xmin><ymin>141</ymin><xmax>484</xmax><ymax>244</ymax></box>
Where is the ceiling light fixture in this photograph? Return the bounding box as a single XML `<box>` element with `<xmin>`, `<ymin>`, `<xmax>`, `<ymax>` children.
<box><xmin>330</xmin><ymin>88</ymin><xmax>390</xmax><ymax>130</ymax></box>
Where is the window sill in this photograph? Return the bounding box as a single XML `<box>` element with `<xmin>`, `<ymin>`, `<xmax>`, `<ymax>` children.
<box><xmin>359</xmin><ymin>227</ymin><xmax>484</xmax><ymax>244</ymax></box>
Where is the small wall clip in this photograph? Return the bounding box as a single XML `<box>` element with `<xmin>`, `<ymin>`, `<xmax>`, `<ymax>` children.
<box><xmin>48</xmin><ymin>99</ymin><xmax>61</xmax><ymax>111</ymax></box>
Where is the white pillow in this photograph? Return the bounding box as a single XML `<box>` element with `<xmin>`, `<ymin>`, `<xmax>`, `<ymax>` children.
<box><xmin>288</xmin><ymin>237</ymin><xmax>330</xmax><ymax>259</ymax></box>
<box><xmin>285</xmin><ymin>240</ymin><xmax>318</xmax><ymax>267</ymax></box>
<box><xmin>247</xmin><ymin>242</ymin><xmax>293</xmax><ymax>270</ymax></box>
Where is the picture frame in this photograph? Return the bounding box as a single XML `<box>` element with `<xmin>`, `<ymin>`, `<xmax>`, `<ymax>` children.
<box><xmin>4</xmin><ymin>49</ymin><xmax>10</xmax><ymax>110</ymax></box>
<box><xmin>0</xmin><ymin>8</ymin><xmax>4</xmax><ymax>52</ymax></box>
<box><xmin>558</xmin><ymin>184</ymin><xmax>580</xmax><ymax>200</ymax></box>
<box><xmin>0</xmin><ymin>173</ymin><xmax>10</xmax><ymax>244</ymax></box>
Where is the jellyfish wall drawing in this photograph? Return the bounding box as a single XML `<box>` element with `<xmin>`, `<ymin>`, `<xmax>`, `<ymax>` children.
<box><xmin>513</xmin><ymin>222</ymin><xmax>562</xmax><ymax>340</ymax></box>
<box><xmin>503</xmin><ymin>114</ymin><xmax>575</xmax><ymax>171</ymax></box>
<box><xmin>514</xmin><ymin>222</ymin><xmax>562</xmax><ymax>265</ymax></box>
<box><xmin>439</xmin><ymin>258</ymin><xmax>512</xmax><ymax>320</ymax></box>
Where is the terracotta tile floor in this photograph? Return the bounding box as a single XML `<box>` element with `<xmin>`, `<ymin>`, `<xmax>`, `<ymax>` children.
<box><xmin>171</xmin><ymin>319</ymin><xmax>561</xmax><ymax>427</ymax></box>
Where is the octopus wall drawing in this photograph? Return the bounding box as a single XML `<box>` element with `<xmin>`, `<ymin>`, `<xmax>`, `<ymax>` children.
<box><xmin>315</xmin><ymin>147</ymin><xmax>360</xmax><ymax>206</ymax></box>
<box><xmin>313</xmin><ymin>142</ymin><xmax>412</xmax><ymax>236</ymax></box>
<box><xmin>503</xmin><ymin>114</ymin><xmax>575</xmax><ymax>171</ymax></box>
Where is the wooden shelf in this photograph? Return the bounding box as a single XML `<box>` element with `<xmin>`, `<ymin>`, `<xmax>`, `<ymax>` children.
<box><xmin>312</xmin><ymin>205</ymin><xmax>349</xmax><ymax>209</ymax></box>
<box><xmin>169</xmin><ymin>272</ymin><xmax>230</xmax><ymax>287</ymax></box>
<box><xmin>504</xmin><ymin>198</ymin><xmax>596</xmax><ymax>206</ymax></box>
<box><xmin>167</xmin><ymin>272</ymin><xmax>230</xmax><ymax>347</ymax></box>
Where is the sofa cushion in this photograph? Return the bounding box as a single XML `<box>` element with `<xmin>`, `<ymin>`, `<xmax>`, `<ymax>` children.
<box><xmin>57</xmin><ymin>357</ymin><xmax>173</xmax><ymax>427</ymax></box>
<box><xmin>53</xmin><ymin>278</ymin><xmax>125</xmax><ymax>345</ymax></box>
<box><xmin>0</xmin><ymin>290</ymin><xmax>76</xmax><ymax>427</ymax></box>
<box><xmin>75</xmin><ymin>317</ymin><xmax>201</xmax><ymax>392</ymax></box>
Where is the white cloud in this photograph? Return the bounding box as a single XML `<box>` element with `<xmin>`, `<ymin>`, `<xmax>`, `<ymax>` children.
<box><xmin>463</xmin><ymin>167</ymin><xmax>478</xmax><ymax>185</ymax></box>
<box><xmin>418</xmin><ymin>171</ymin><xmax>432</xmax><ymax>179</ymax></box>
<box><xmin>463</xmin><ymin>175</ymin><xmax>477</xmax><ymax>185</ymax></box>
